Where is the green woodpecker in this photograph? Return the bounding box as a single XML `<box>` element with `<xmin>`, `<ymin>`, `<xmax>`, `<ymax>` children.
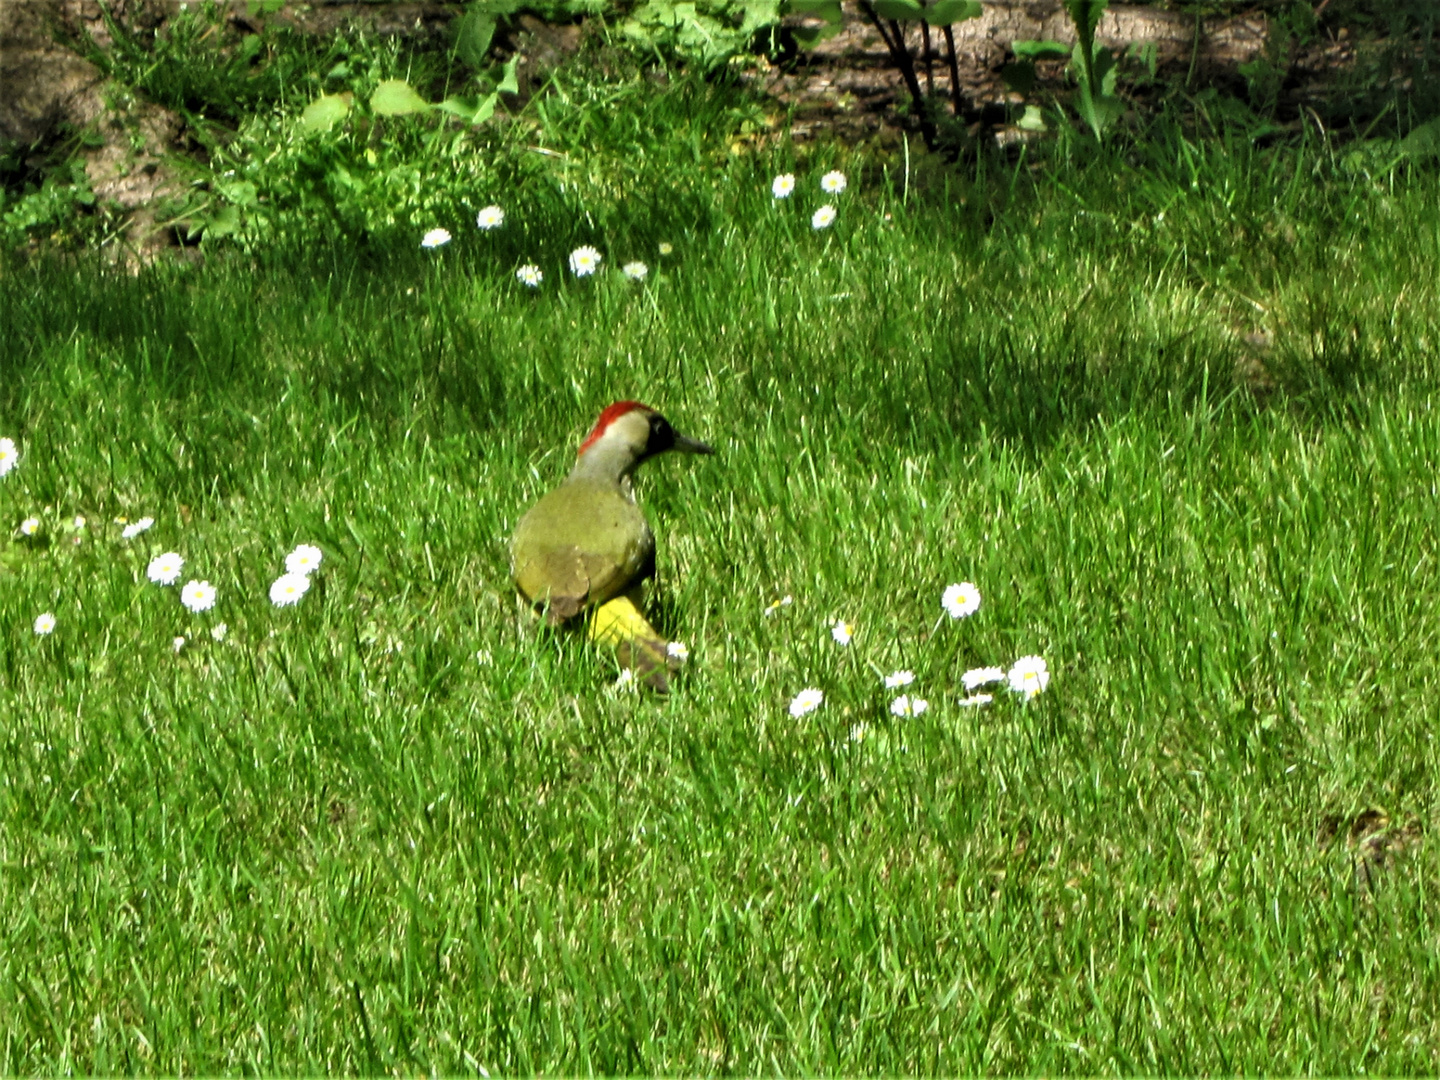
<box><xmin>510</xmin><ymin>401</ymin><xmax>714</xmax><ymax>688</ymax></box>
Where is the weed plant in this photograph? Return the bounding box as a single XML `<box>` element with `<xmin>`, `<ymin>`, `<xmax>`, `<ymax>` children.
<box><xmin>1</xmin><ymin>120</ymin><xmax>1440</xmax><ymax>1072</ymax></box>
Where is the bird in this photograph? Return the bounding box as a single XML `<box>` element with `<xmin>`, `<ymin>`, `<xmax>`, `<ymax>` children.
<box><xmin>510</xmin><ymin>401</ymin><xmax>714</xmax><ymax>689</ymax></box>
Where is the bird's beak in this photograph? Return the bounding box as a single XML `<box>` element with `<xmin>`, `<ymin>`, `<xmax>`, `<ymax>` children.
<box><xmin>673</xmin><ymin>432</ymin><xmax>715</xmax><ymax>455</ymax></box>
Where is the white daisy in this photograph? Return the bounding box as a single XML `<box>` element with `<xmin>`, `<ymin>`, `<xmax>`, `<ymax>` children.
<box><xmin>269</xmin><ymin>572</ymin><xmax>311</xmax><ymax>607</ymax></box>
<box><xmin>958</xmin><ymin>693</ymin><xmax>994</xmax><ymax>707</ymax></box>
<box><xmin>831</xmin><ymin>619</ymin><xmax>853</xmax><ymax>645</ymax></box>
<box><xmin>763</xmin><ymin>594</ymin><xmax>793</xmax><ymax>618</ymax></box>
<box><xmin>181</xmin><ymin>580</ymin><xmax>217</xmax><ymax>613</ymax></box>
<box><xmin>622</xmin><ymin>261</ymin><xmax>648</xmax><ymax>281</ymax></box>
<box><xmin>73</xmin><ymin>516</ymin><xmax>86</xmax><ymax>530</ymax></box>
<box><xmin>658</xmin><ymin>242</ymin><xmax>674</xmax><ymax>256</ymax></box>
<box><xmin>820</xmin><ymin>170</ymin><xmax>847</xmax><ymax>194</ymax></box>
<box><xmin>942</xmin><ymin>582</ymin><xmax>981</xmax><ymax>619</ymax></box>
<box><xmin>121</xmin><ymin>516</ymin><xmax>155</xmax><ymax>539</ymax></box>
<box><xmin>962</xmin><ymin>665</ymin><xmax>1005</xmax><ymax>691</ymax></box>
<box><xmin>890</xmin><ymin>694</ymin><xmax>929</xmax><ymax>717</ymax></box>
<box><xmin>172</xmin><ymin>636</ymin><xmax>186</xmax><ymax>653</ymax></box>
<box><xmin>1008</xmin><ymin>655</ymin><xmax>1051</xmax><ymax>698</ymax></box>
<box><xmin>884</xmin><ymin>669</ymin><xmax>916</xmax><ymax>689</ymax></box>
<box><xmin>33</xmin><ymin>612</ymin><xmax>56</xmax><ymax>635</ymax></box>
<box><xmin>147</xmin><ymin>552</ymin><xmax>184</xmax><ymax>586</ymax></box>
<box><xmin>420</xmin><ymin>227</ymin><xmax>451</xmax><ymax>249</ymax></box>
<box><xmin>850</xmin><ymin>722</ymin><xmax>870</xmax><ymax>743</ymax></box>
<box><xmin>614</xmin><ymin>669</ymin><xmax>636</xmax><ymax>688</ymax></box>
<box><xmin>771</xmin><ymin>173</ymin><xmax>796</xmax><ymax>199</ymax></box>
<box><xmin>475</xmin><ymin>205</ymin><xmax>504</xmax><ymax>230</ymax></box>
<box><xmin>811</xmin><ymin>205</ymin><xmax>837</xmax><ymax>230</ymax></box>
<box><xmin>211</xmin><ymin>622</ymin><xmax>228</xmax><ymax>642</ymax></box>
<box><xmin>515</xmin><ymin>264</ymin><xmax>543</xmax><ymax>287</ymax></box>
<box><xmin>0</xmin><ymin>437</ymin><xmax>18</xmax><ymax>477</ymax></box>
<box><xmin>666</xmin><ymin>641</ymin><xmax>689</xmax><ymax>661</ymax></box>
<box><xmin>285</xmin><ymin>543</ymin><xmax>323</xmax><ymax>576</ymax></box>
<box><xmin>568</xmin><ymin>245</ymin><xmax>602</xmax><ymax>277</ymax></box>
<box><xmin>789</xmin><ymin>687</ymin><xmax>824</xmax><ymax>717</ymax></box>
<box><xmin>19</xmin><ymin>517</ymin><xmax>39</xmax><ymax>536</ymax></box>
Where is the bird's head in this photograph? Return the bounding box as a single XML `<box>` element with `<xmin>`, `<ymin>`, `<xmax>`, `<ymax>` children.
<box><xmin>577</xmin><ymin>401</ymin><xmax>714</xmax><ymax>472</ymax></box>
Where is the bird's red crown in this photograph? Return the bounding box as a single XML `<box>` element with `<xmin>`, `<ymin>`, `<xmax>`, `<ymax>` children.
<box><xmin>578</xmin><ymin>400</ymin><xmax>652</xmax><ymax>456</ymax></box>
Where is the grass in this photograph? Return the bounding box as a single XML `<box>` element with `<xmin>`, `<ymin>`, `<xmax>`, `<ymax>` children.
<box><xmin>3</xmin><ymin>120</ymin><xmax>1440</xmax><ymax>1072</ymax></box>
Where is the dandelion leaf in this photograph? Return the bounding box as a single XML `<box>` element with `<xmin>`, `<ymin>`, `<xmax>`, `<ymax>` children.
<box><xmin>496</xmin><ymin>54</ymin><xmax>520</xmax><ymax>96</ymax></box>
<box><xmin>789</xmin><ymin>0</ymin><xmax>843</xmax><ymax>46</ymax></box>
<box><xmin>872</xmin><ymin>0</ymin><xmax>924</xmax><ymax>20</ymax></box>
<box><xmin>300</xmin><ymin>92</ymin><xmax>352</xmax><ymax>135</ymax></box>
<box><xmin>453</xmin><ymin>10</ymin><xmax>497</xmax><ymax>70</ymax></box>
<box><xmin>925</xmin><ymin>0</ymin><xmax>982</xmax><ymax>26</ymax></box>
<box><xmin>370</xmin><ymin>79</ymin><xmax>430</xmax><ymax>117</ymax></box>
<box><xmin>1401</xmin><ymin>117</ymin><xmax>1440</xmax><ymax>161</ymax></box>
<box><xmin>437</xmin><ymin>93</ymin><xmax>498</xmax><ymax>125</ymax></box>
<box><xmin>1013</xmin><ymin>39</ymin><xmax>1072</xmax><ymax>59</ymax></box>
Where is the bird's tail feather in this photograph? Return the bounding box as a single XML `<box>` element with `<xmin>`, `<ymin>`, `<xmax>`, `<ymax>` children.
<box><xmin>589</xmin><ymin>591</ymin><xmax>675</xmax><ymax>691</ymax></box>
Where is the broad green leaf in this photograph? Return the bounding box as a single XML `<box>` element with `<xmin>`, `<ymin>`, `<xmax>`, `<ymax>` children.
<box><xmin>1001</xmin><ymin>60</ymin><xmax>1036</xmax><ymax>95</ymax></box>
<box><xmin>1017</xmin><ymin>104</ymin><xmax>1048</xmax><ymax>131</ymax></box>
<box><xmin>436</xmin><ymin>96</ymin><xmax>479</xmax><ymax>121</ymax></box>
<box><xmin>216</xmin><ymin>179</ymin><xmax>258</xmax><ymax>207</ymax></box>
<box><xmin>436</xmin><ymin>92</ymin><xmax>499</xmax><ymax>125</ymax></box>
<box><xmin>203</xmin><ymin>204</ymin><xmax>240</xmax><ymax>239</ymax></box>
<box><xmin>786</xmin><ymin>0</ymin><xmax>844</xmax><ymax>48</ymax></box>
<box><xmin>299</xmin><ymin>91</ymin><xmax>353</xmax><ymax>135</ymax></box>
<box><xmin>1069</xmin><ymin>40</ymin><xmax>1116</xmax><ymax>97</ymax></box>
<box><xmin>872</xmin><ymin>0</ymin><xmax>924</xmax><ymax>20</ymax></box>
<box><xmin>1064</xmin><ymin>0</ymin><xmax>1108</xmax><ymax>39</ymax></box>
<box><xmin>925</xmin><ymin>0</ymin><xmax>982</xmax><ymax>26</ymax></box>
<box><xmin>739</xmin><ymin>2</ymin><xmax>779</xmax><ymax>35</ymax></box>
<box><xmin>1401</xmin><ymin>117</ymin><xmax>1440</xmax><ymax>160</ymax></box>
<box><xmin>621</xmin><ymin>0</ymin><xmax>779</xmax><ymax>68</ymax></box>
<box><xmin>370</xmin><ymin>80</ymin><xmax>431</xmax><ymax>117</ymax></box>
<box><xmin>789</xmin><ymin>0</ymin><xmax>843</xmax><ymax>20</ymax></box>
<box><xmin>1097</xmin><ymin>46</ymin><xmax>1118</xmax><ymax>94</ymax></box>
<box><xmin>1094</xmin><ymin>95</ymin><xmax>1123</xmax><ymax>126</ymax></box>
<box><xmin>793</xmin><ymin>23</ymin><xmax>844</xmax><ymax>46</ymax></box>
<box><xmin>1013</xmin><ymin>39</ymin><xmax>1071</xmax><ymax>59</ymax></box>
<box><xmin>471</xmin><ymin>95</ymin><xmax>499</xmax><ymax>125</ymax></box>
<box><xmin>1076</xmin><ymin>74</ymin><xmax>1123</xmax><ymax>139</ymax></box>
<box><xmin>453</xmin><ymin>9</ymin><xmax>497</xmax><ymax>70</ymax></box>
<box><xmin>496</xmin><ymin>54</ymin><xmax>520</xmax><ymax>95</ymax></box>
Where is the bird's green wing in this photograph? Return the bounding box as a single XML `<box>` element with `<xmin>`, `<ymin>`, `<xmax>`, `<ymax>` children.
<box><xmin>510</xmin><ymin>483</ymin><xmax>655</xmax><ymax>622</ymax></box>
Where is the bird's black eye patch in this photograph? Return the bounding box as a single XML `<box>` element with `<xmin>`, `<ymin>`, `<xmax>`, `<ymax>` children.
<box><xmin>647</xmin><ymin>413</ymin><xmax>676</xmax><ymax>453</ymax></box>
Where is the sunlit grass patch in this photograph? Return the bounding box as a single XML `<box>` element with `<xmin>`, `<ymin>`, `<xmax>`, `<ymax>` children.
<box><xmin>1</xmin><ymin>135</ymin><xmax>1439</xmax><ymax>1073</ymax></box>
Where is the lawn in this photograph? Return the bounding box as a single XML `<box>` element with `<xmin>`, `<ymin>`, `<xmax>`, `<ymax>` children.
<box><xmin>2</xmin><ymin>126</ymin><xmax>1440</xmax><ymax>1072</ymax></box>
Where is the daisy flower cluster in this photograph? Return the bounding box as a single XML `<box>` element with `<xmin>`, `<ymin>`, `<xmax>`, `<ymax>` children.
<box><xmin>415</xmin><ymin>202</ymin><xmax>662</xmax><ymax>292</ymax></box>
<box><xmin>770</xmin><ymin>169</ymin><xmax>847</xmax><ymax>231</ymax></box>
<box><xmin>10</xmin><ymin>466</ymin><xmax>324</xmax><ymax>642</ymax></box>
<box><xmin>781</xmin><ymin>579</ymin><xmax>1052</xmax><ymax>727</ymax></box>
<box><xmin>17</xmin><ymin>510</ymin><xmax>225</xmax><ymax>643</ymax></box>
<box><xmin>141</xmin><ymin>543</ymin><xmax>218</xmax><ymax>651</ymax></box>
<box><xmin>270</xmin><ymin>543</ymin><xmax>322</xmax><ymax>607</ymax></box>
<box><xmin>420</xmin><ymin>171</ymin><xmax>847</xmax><ymax>287</ymax></box>
<box><xmin>3</xmin><ymin>445</ymin><xmax>196</xmax><ymax>634</ymax></box>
